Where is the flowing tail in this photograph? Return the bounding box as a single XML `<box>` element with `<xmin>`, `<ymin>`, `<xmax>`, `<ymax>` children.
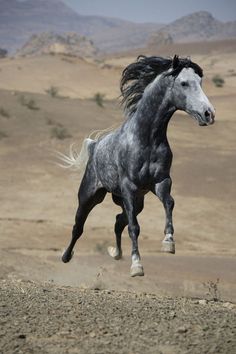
<box><xmin>56</xmin><ymin>125</ymin><xmax>118</xmax><ymax>172</ymax></box>
<box><xmin>56</xmin><ymin>138</ymin><xmax>95</xmax><ymax>172</ymax></box>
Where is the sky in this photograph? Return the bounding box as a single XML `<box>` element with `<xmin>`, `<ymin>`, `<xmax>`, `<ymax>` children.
<box><xmin>62</xmin><ymin>0</ymin><xmax>236</xmax><ymax>23</ymax></box>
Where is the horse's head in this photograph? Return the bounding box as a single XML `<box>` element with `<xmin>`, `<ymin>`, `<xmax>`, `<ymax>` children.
<box><xmin>170</xmin><ymin>56</ymin><xmax>215</xmax><ymax>126</ymax></box>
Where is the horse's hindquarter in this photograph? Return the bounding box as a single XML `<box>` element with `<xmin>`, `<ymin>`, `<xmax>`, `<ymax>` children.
<box><xmin>93</xmin><ymin>134</ymin><xmax>120</xmax><ymax>193</ymax></box>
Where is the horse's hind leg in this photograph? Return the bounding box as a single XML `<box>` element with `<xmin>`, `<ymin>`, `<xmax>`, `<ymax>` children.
<box><xmin>107</xmin><ymin>194</ymin><xmax>126</xmax><ymax>260</ymax></box>
<box><xmin>108</xmin><ymin>194</ymin><xmax>144</xmax><ymax>264</ymax></box>
<box><xmin>154</xmin><ymin>177</ymin><xmax>175</xmax><ymax>254</ymax></box>
<box><xmin>108</xmin><ymin>211</ymin><xmax>127</xmax><ymax>260</ymax></box>
<box><xmin>62</xmin><ymin>170</ymin><xmax>106</xmax><ymax>263</ymax></box>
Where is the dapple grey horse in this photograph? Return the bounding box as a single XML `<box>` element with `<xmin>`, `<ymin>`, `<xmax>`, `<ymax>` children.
<box><xmin>61</xmin><ymin>55</ymin><xmax>215</xmax><ymax>277</ymax></box>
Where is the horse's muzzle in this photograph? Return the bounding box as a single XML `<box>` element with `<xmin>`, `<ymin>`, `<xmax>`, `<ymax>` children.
<box><xmin>199</xmin><ymin>109</ymin><xmax>215</xmax><ymax>126</ymax></box>
<box><xmin>204</xmin><ymin>108</ymin><xmax>215</xmax><ymax>125</ymax></box>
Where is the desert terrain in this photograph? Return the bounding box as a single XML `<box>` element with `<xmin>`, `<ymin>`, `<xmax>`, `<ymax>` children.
<box><xmin>0</xmin><ymin>45</ymin><xmax>236</xmax><ymax>353</ymax></box>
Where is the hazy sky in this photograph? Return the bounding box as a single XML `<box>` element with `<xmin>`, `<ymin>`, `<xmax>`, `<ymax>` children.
<box><xmin>62</xmin><ymin>0</ymin><xmax>236</xmax><ymax>23</ymax></box>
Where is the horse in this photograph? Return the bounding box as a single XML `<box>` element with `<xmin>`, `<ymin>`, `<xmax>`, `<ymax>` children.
<box><xmin>60</xmin><ymin>55</ymin><xmax>215</xmax><ymax>277</ymax></box>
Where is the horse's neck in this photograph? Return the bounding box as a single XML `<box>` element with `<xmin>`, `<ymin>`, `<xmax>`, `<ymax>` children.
<box><xmin>126</xmin><ymin>79</ymin><xmax>176</xmax><ymax>146</ymax></box>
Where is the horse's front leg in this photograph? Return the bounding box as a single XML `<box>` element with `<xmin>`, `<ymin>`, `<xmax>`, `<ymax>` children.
<box><xmin>154</xmin><ymin>177</ymin><xmax>175</xmax><ymax>254</ymax></box>
<box><xmin>122</xmin><ymin>183</ymin><xmax>144</xmax><ymax>277</ymax></box>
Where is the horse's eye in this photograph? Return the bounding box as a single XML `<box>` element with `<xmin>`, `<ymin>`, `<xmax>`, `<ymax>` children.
<box><xmin>181</xmin><ymin>81</ymin><xmax>188</xmax><ymax>87</ymax></box>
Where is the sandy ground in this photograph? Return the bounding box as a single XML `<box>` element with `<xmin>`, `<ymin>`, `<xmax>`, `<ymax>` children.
<box><xmin>0</xmin><ymin>50</ymin><xmax>236</xmax><ymax>352</ymax></box>
<box><xmin>0</xmin><ymin>55</ymin><xmax>121</xmax><ymax>99</ymax></box>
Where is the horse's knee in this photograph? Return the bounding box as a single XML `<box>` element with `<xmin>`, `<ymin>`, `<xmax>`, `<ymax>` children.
<box><xmin>165</xmin><ymin>195</ymin><xmax>175</xmax><ymax>210</ymax></box>
<box><xmin>155</xmin><ymin>178</ymin><xmax>172</xmax><ymax>201</ymax></box>
<box><xmin>128</xmin><ymin>223</ymin><xmax>140</xmax><ymax>238</ymax></box>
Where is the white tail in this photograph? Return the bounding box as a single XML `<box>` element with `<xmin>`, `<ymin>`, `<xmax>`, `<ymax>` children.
<box><xmin>56</xmin><ymin>138</ymin><xmax>94</xmax><ymax>172</ymax></box>
<box><xmin>56</xmin><ymin>125</ymin><xmax>118</xmax><ymax>173</ymax></box>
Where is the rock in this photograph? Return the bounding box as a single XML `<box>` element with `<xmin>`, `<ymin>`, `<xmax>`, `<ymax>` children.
<box><xmin>16</xmin><ymin>32</ymin><xmax>98</xmax><ymax>59</ymax></box>
<box><xmin>199</xmin><ymin>299</ymin><xmax>208</xmax><ymax>305</ymax></box>
<box><xmin>89</xmin><ymin>331</ymin><xmax>96</xmax><ymax>338</ymax></box>
<box><xmin>18</xmin><ymin>334</ymin><xmax>26</xmax><ymax>339</ymax></box>
<box><xmin>222</xmin><ymin>302</ymin><xmax>235</xmax><ymax>310</ymax></box>
<box><xmin>169</xmin><ymin>310</ymin><xmax>176</xmax><ymax>318</ymax></box>
<box><xmin>177</xmin><ymin>326</ymin><xmax>188</xmax><ymax>333</ymax></box>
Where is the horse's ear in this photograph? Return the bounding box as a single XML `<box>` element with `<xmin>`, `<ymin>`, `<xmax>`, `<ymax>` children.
<box><xmin>172</xmin><ymin>55</ymin><xmax>179</xmax><ymax>69</ymax></box>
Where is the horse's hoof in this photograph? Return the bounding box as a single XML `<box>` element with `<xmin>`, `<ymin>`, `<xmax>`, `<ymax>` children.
<box><xmin>62</xmin><ymin>250</ymin><xmax>74</xmax><ymax>263</ymax></box>
<box><xmin>130</xmin><ymin>264</ymin><xmax>144</xmax><ymax>277</ymax></box>
<box><xmin>161</xmin><ymin>240</ymin><xmax>175</xmax><ymax>254</ymax></box>
<box><xmin>107</xmin><ymin>246</ymin><xmax>122</xmax><ymax>260</ymax></box>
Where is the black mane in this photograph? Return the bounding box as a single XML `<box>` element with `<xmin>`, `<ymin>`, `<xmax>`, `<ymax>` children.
<box><xmin>120</xmin><ymin>55</ymin><xmax>203</xmax><ymax>115</ymax></box>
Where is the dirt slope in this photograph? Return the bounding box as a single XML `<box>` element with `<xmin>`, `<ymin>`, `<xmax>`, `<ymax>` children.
<box><xmin>1</xmin><ymin>279</ymin><xmax>235</xmax><ymax>354</ymax></box>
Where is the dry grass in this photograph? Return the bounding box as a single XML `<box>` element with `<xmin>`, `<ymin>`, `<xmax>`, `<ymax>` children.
<box><xmin>0</xmin><ymin>107</ymin><xmax>10</xmax><ymax>118</ymax></box>
<box><xmin>45</xmin><ymin>86</ymin><xmax>59</xmax><ymax>98</ymax></box>
<box><xmin>19</xmin><ymin>95</ymin><xmax>40</xmax><ymax>110</ymax></box>
<box><xmin>50</xmin><ymin>125</ymin><xmax>71</xmax><ymax>140</ymax></box>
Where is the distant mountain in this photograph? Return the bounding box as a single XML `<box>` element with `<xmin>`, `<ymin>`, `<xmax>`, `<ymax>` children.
<box><xmin>156</xmin><ymin>11</ymin><xmax>236</xmax><ymax>43</ymax></box>
<box><xmin>16</xmin><ymin>32</ymin><xmax>98</xmax><ymax>58</ymax></box>
<box><xmin>0</xmin><ymin>0</ymin><xmax>163</xmax><ymax>53</ymax></box>
<box><xmin>148</xmin><ymin>31</ymin><xmax>174</xmax><ymax>47</ymax></box>
<box><xmin>88</xmin><ymin>22</ymin><xmax>164</xmax><ymax>53</ymax></box>
<box><xmin>0</xmin><ymin>1</ymin><xmax>236</xmax><ymax>55</ymax></box>
<box><xmin>0</xmin><ymin>48</ymin><xmax>8</xmax><ymax>58</ymax></box>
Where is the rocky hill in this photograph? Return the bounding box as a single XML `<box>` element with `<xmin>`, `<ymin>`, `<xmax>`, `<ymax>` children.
<box><xmin>16</xmin><ymin>32</ymin><xmax>98</xmax><ymax>58</ymax></box>
<box><xmin>148</xmin><ymin>31</ymin><xmax>174</xmax><ymax>47</ymax></box>
<box><xmin>0</xmin><ymin>0</ymin><xmax>163</xmax><ymax>54</ymax></box>
<box><xmin>154</xmin><ymin>11</ymin><xmax>236</xmax><ymax>43</ymax></box>
<box><xmin>0</xmin><ymin>48</ymin><xmax>8</xmax><ymax>58</ymax></box>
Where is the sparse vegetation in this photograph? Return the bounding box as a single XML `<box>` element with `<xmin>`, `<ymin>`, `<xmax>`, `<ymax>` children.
<box><xmin>19</xmin><ymin>95</ymin><xmax>39</xmax><ymax>110</ymax></box>
<box><xmin>50</xmin><ymin>126</ymin><xmax>71</xmax><ymax>140</ymax></box>
<box><xmin>46</xmin><ymin>86</ymin><xmax>59</xmax><ymax>98</ymax></box>
<box><xmin>212</xmin><ymin>75</ymin><xmax>225</xmax><ymax>87</ymax></box>
<box><xmin>0</xmin><ymin>131</ymin><xmax>8</xmax><ymax>139</ymax></box>
<box><xmin>203</xmin><ymin>278</ymin><xmax>221</xmax><ymax>302</ymax></box>
<box><xmin>26</xmin><ymin>98</ymin><xmax>40</xmax><ymax>110</ymax></box>
<box><xmin>0</xmin><ymin>107</ymin><xmax>10</xmax><ymax>118</ymax></box>
<box><xmin>93</xmin><ymin>92</ymin><xmax>105</xmax><ymax>107</ymax></box>
<box><xmin>228</xmin><ymin>69</ymin><xmax>236</xmax><ymax>77</ymax></box>
<box><xmin>45</xmin><ymin>117</ymin><xmax>55</xmax><ymax>125</ymax></box>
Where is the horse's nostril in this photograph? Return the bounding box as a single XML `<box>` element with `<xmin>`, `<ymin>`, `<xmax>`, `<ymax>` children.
<box><xmin>205</xmin><ymin>110</ymin><xmax>210</xmax><ymax>118</ymax></box>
